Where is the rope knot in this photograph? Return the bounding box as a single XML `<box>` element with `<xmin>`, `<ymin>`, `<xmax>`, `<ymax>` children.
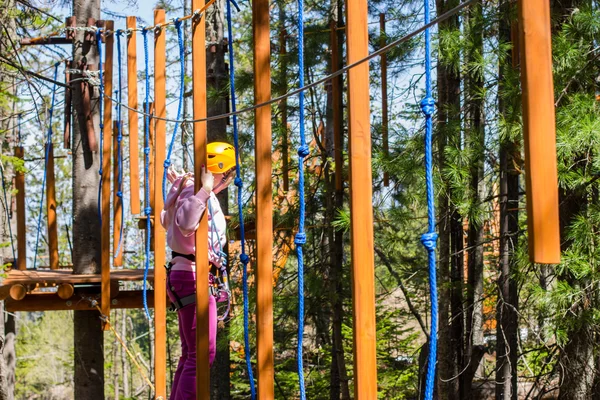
<box><xmin>297</xmin><ymin>145</ymin><xmax>310</xmax><ymax>158</ymax></box>
<box><xmin>117</xmin><ymin>134</ymin><xmax>122</xmax><ymax>141</ymax></box>
<box><xmin>240</xmin><ymin>253</ymin><xmax>250</xmax><ymax>264</ymax></box>
<box><xmin>295</xmin><ymin>232</ymin><xmax>307</xmax><ymax>245</ymax></box>
<box><xmin>98</xmin><ymin>168</ymin><xmax>103</xmax><ymax>176</ymax></box>
<box><xmin>99</xmin><ymin>123</ymin><xmax>104</xmax><ymax>130</ymax></box>
<box><xmin>144</xmin><ymin>147</ymin><xmax>150</xmax><ymax>155</ymax></box>
<box><xmin>163</xmin><ymin>159</ymin><xmax>171</xmax><ymax>168</ymax></box>
<box><xmin>117</xmin><ymin>191</ymin><xmax>123</xmax><ymax>198</ymax></box>
<box><xmin>234</xmin><ymin>177</ymin><xmax>243</xmax><ymax>188</ymax></box>
<box><xmin>420</xmin><ymin>232</ymin><xmax>438</xmax><ymax>251</ymax></box>
<box><xmin>144</xmin><ymin>207</ymin><xmax>152</xmax><ymax>216</ymax></box>
<box><xmin>420</xmin><ymin>96</ymin><xmax>435</xmax><ymax>117</ymax></box>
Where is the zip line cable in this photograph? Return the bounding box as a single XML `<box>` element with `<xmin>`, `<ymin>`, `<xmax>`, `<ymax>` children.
<box><xmin>33</xmin><ymin>62</ymin><xmax>59</xmax><ymax>269</ymax></box>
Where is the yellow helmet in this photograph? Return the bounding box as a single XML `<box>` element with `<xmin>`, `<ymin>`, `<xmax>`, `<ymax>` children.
<box><xmin>207</xmin><ymin>142</ymin><xmax>237</xmax><ymax>174</ymax></box>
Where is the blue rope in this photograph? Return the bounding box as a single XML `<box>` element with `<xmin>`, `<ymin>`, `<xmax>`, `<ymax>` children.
<box><xmin>162</xmin><ymin>18</ymin><xmax>186</xmax><ymax>203</ymax></box>
<box><xmin>142</xmin><ymin>28</ymin><xmax>152</xmax><ymax>320</ymax></box>
<box><xmin>96</xmin><ymin>30</ymin><xmax>105</xmax><ymax>226</ymax></box>
<box><xmin>115</xmin><ymin>30</ymin><xmax>125</xmax><ymax>259</ymax></box>
<box><xmin>295</xmin><ymin>0</ymin><xmax>308</xmax><ymax>396</ymax></box>
<box><xmin>33</xmin><ymin>62</ymin><xmax>60</xmax><ymax>269</ymax></box>
<box><xmin>0</xmin><ymin>164</ymin><xmax>15</xmax><ymax>260</ymax></box>
<box><xmin>225</xmin><ymin>1</ymin><xmax>255</xmax><ymax>397</ymax></box>
<box><xmin>421</xmin><ymin>1</ymin><xmax>438</xmax><ymax>398</ymax></box>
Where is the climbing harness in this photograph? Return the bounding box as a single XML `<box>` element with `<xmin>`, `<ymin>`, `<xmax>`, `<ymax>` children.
<box><xmin>142</xmin><ymin>28</ymin><xmax>152</xmax><ymax>320</ymax></box>
<box><xmin>33</xmin><ymin>62</ymin><xmax>60</xmax><ymax>269</ymax></box>
<box><xmin>225</xmin><ymin>0</ymin><xmax>256</xmax><ymax>396</ymax></box>
<box><xmin>162</xmin><ymin>18</ymin><xmax>186</xmax><ymax>202</ymax></box>
<box><xmin>421</xmin><ymin>0</ymin><xmax>438</xmax><ymax>399</ymax></box>
<box><xmin>295</xmin><ymin>0</ymin><xmax>309</xmax><ymax>395</ymax></box>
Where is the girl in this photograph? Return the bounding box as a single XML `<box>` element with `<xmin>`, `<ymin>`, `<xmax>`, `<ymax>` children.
<box><xmin>161</xmin><ymin>142</ymin><xmax>236</xmax><ymax>400</ymax></box>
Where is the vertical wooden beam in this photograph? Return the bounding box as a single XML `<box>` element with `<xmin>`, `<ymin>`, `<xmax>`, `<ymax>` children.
<box><xmin>64</xmin><ymin>60</ymin><xmax>72</xmax><ymax>149</ymax></box>
<box><xmin>517</xmin><ymin>0</ymin><xmax>561</xmax><ymax>263</ymax></box>
<box><xmin>127</xmin><ymin>17</ymin><xmax>141</xmax><ymax>215</ymax></box>
<box><xmin>380</xmin><ymin>13</ymin><xmax>389</xmax><ymax>187</ymax></box>
<box><xmin>14</xmin><ymin>146</ymin><xmax>26</xmax><ymax>270</ymax></box>
<box><xmin>253</xmin><ymin>0</ymin><xmax>274</xmax><ymax>396</ymax></box>
<box><xmin>46</xmin><ymin>142</ymin><xmax>59</xmax><ymax>269</ymax></box>
<box><xmin>191</xmin><ymin>1</ymin><xmax>210</xmax><ymax>397</ymax></box>
<box><xmin>345</xmin><ymin>0</ymin><xmax>378</xmax><ymax>395</ymax></box>
<box><xmin>153</xmin><ymin>10</ymin><xmax>167</xmax><ymax>400</ymax></box>
<box><xmin>101</xmin><ymin>20</ymin><xmax>114</xmax><ymax>329</ymax></box>
<box><xmin>113</xmin><ymin>121</ymin><xmax>123</xmax><ymax>267</ymax></box>
<box><xmin>330</xmin><ymin>21</ymin><xmax>343</xmax><ymax>193</ymax></box>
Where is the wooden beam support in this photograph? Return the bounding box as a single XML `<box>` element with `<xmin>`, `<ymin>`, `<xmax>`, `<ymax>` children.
<box><xmin>345</xmin><ymin>0</ymin><xmax>378</xmax><ymax>395</ymax></box>
<box><xmin>20</xmin><ymin>37</ymin><xmax>73</xmax><ymax>46</ymax></box>
<box><xmin>153</xmin><ymin>10</ymin><xmax>167</xmax><ymax>400</ymax></box>
<box><xmin>127</xmin><ymin>17</ymin><xmax>141</xmax><ymax>215</ymax></box>
<box><xmin>57</xmin><ymin>283</ymin><xmax>75</xmax><ymax>299</ymax></box>
<box><xmin>46</xmin><ymin>142</ymin><xmax>59</xmax><ymax>270</ymax></box>
<box><xmin>517</xmin><ymin>0</ymin><xmax>561</xmax><ymax>263</ymax></box>
<box><xmin>15</xmin><ymin>146</ymin><xmax>26</xmax><ymax>270</ymax></box>
<box><xmin>9</xmin><ymin>284</ymin><xmax>27</xmax><ymax>301</ymax></box>
<box><xmin>113</xmin><ymin>121</ymin><xmax>123</xmax><ymax>267</ymax></box>
<box><xmin>253</xmin><ymin>0</ymin><xmax>274</xmax><ymax>397</ymax></box>
<box><xmin>5</xmin><ymin>290</ymin><xmax>162</xmax><ymax>312</ymax></box>
<box><xmin>380</xmin><ymin>13</ymin><xmax>389</xmax><ymax>187</ymax></box>
<box><xmin>192</xmin><ymin>1</ymin><xmax>211</xmax><ymax>397</ymax></box>
<box><xmin>101</xmin><ymin>20</ymin><xmax>114</xmax><ymax>329</ymax></box>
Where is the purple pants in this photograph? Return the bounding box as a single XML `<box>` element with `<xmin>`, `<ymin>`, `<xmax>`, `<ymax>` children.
<box><xmin>167</xmin><ymin>269</ymin><xmax>217</xmax><ymax>400</ymax></box>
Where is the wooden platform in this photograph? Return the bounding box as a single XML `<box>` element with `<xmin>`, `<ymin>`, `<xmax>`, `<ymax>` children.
<box><xmin>1</xmin><ymin>268</ymin><xmax>154</xmax><ymax>286</ymax></box>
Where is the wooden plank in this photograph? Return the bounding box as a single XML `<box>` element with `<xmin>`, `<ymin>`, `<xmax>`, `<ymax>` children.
<box><xmin>517</xmin><ymin>0</ymin><xmax>560</xmax><ymax>263</ymax></box>
<box><xmin>5</xmin><ymin>290</ymin><xmax>161</xmax><ymax>312</ymax></box>
<box><xmin>192</xmin><ymin>0</ymin><xmax>211</xmax><ymax>396</ymax></box>
<box><xmin>345</xmin><ymin>0</ymin><xmax>378</xmax><ymax>395</ymax></box>
<box><xmin>380</xmin><ymin>13</ymin><xmax>389</xmax><ymax>187</ymax></box>
<box><xmin>127</xmin><ymin>16</ymin><xmax>141</xmax><ymax>215</ymax></box>
<box><xmin>153</xmin><ymin>10</ymin><xmax>167</xmax><ymax>400</ymax></box>
<box><xmin>253</xmin><ymin>0</ymin><xmax>274</xmax><ymax>397</ymax></box>
<box><xmin>46</xmin><ymin>143</ymin><xmax>59</xmax><ymax>270</ymax></box>
<box><xmin>113</xmin><ymin>121</ymin><xmax>123</xmax><ymax>267</ymax></box>
<box><xmin>101</xmin><ymin>20</ymin><xmax>115</xmax><ymax>329</ymax></box>
<box><xmin>64</xmin><ymin>60</ymin><xmax>71</xmax><ymax>149</ymax></box>
<box><xmin>14</xmin><ymin>146</ymin><xmax>26</xmax><ymax>270</ymax></box>
<box><xmin>2</xmin><ymin>269</ymin><xmax>154</xmax><ymax>286</ymax></box>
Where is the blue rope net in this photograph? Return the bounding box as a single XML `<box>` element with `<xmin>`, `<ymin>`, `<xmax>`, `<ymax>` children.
<box><xmin>33</xmin><ymin>62</ymin><xmax>60</xmax><ymax>269</ymax></box>
<box><xmin>295</xmin><ymin>0</ymin><xmax>309</xmax><ymax>396</ymax></box>
<box><xmin>225</xmin><ymin>1</ymin><xmax>256</xmax><ymax>397</ymax></box>
<box><xmin>421</xmin><ymin>0</ymin><xmax>438</xmax><ymax>398</ymax></box>
<box><xmin>142</xmin><ymin>28</ymin><xmax>153</xmax><ymax>320</ymax></box>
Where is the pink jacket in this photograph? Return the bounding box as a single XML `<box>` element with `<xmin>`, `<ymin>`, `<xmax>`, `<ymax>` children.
<box><xmin>160</xmin><ymin>176</ymin><xmax>227</xmax><ymax>268</ymax></box>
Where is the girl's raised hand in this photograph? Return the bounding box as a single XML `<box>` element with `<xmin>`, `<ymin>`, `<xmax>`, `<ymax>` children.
<box><xmin>201</xmin><ymin>166</ymin><xmax>214</xmax><ymax>192</ymax></box>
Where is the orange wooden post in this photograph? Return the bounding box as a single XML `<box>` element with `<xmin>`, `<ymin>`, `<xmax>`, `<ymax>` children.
<box><xmin>517</xmin><ymin>0</ymin><xmax>561</xmax><ymax>263</ymax></box>
<box><xmin>127</xmin><ymin>17</ymin><xmax>141</xmax><ymax>215</ymax></box>
<box><xmin>380</xmin><ymin>13</ymin><xmax>389</xmax><ymax>187</ymax></box>
<box><xmin>46</xmin><ymin>142</ymin><xmax>59</xmax><ymax>270</ymax></box>
<box><xmin>101</xmin><ymin>21</ymin><xmax>114</xmax><ymax>329</ymax></box>
<box><xmin>113</xmin><ymin>121</ymin><xmax>123</xmax><ymax>267</ymax></box>
<box><xmin>191</xmin><ymin>0</ymin><xmax>211</xmax><ymax>397</ymax></box>
<box><xmin>14</xmin><ymin>146</ymin><xmax>26</xmax><ymax>270</ymax></box>
<box><xmin>145</xmin><ymin>102</ymin><xmax>156</xmax><ymax>251</ymax></box>
<box><xmin>345</xmin><ymin>0</ymin><xmax>378</xmax><ymax>395</ymax></box>
<box><xmin>253</xmin><ymin>0</ymin><xmax>274</xmax><ymax>396</ymax></box>
<box><xmin>153</xmin><ymin>10</ymin><xmax>168</xmax><ymax>399</ymax></box>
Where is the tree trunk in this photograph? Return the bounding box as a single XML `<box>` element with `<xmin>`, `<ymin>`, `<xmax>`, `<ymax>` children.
<box><xmin>72</xmin><ymin>0</ymin><xmax>104</xmax><ymax>398</ymax></box>
<box><xmin>463</xmin><ymin>2</ymin><xmax>485</xmax><ymax>397</ymax></box>
<box><xmin>435</xmin><ymin>0</ymin><xmax>461</xmax><ymax>398</ymax></box>
<box><xmin>206</xmin><ymin>1</ymin><xmax>231</xmax><ymax>397</ymax></box>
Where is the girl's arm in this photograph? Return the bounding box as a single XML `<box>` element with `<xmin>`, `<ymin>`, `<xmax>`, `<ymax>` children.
<box><xmin>175</xmin><ymin>188</ymin><xmax>211</xmax><ymax>237</ymax></box>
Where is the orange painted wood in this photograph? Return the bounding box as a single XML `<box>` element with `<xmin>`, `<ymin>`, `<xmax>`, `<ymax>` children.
<box><xmin>153</xmin><ymin>10</ymin><xmax>167</xmax><ymax>399</ymax></box>
<box><xmin>127</xmin><ymin>16</ymin><xmax>141</xmax><ymax>215</ymax></box>
<box><xmin>380</xmin><ymin>13</ymin><xmax>389</xmax><ymax>187</ymax></box>
<box><xmin>14</xmin><ymin>146</ymin><xmax>26</xmax><ymax>270</ymax></box>
<box><xmin>192</xmin><ymin>0</ymin><xmax>211</xmax><ymax>396</ymax></box>
<box><xmin>113</xmin><ymin>121</ymin><xmax>123</xmax><ymax>267</ymax></box>
<box><xmin>253</xmin><ymin>0</ymin><xmax>275</xmax><ymax>396</ymax></box>
<box><xmin>101</xmin><ymin>20</ymin><xmax>115</xmax><ymax>329</ymax></box>
<box><xmin>330</xmin><ymin>22</ymin><xmax>343</xmax><ymax>193</ymax></box>
<box><xmin>57</xmin><ymin>283</ymin><xmax>75</xmax><ymax>299</ymax></box>
<box><xmin>517</xmin><ymin>0</ymin><xmax>561</xmax><ymax>263</ymax></box>
<box><xmin>46</xmin><ymin>143</ymin><xmax>59</xmax><ymax>270</ymax></box>
<box><xmin>1</xmin><ymin>268</ymin><xmax>154</xmax><ymax>286</ymax></box>
<box><xmin>5</xmin><ymin>290</ymin><xmax>161</xmax><ymax>312</ymax></box>
<box><xmin>9</xmin><ymin>284</ymin><xmax>26</xmax><ymax>301</ymax></box>
<box><xmin>345</xmin><ymin>0</ymin><xmax>378</xmax><ymax>395</ymax></box>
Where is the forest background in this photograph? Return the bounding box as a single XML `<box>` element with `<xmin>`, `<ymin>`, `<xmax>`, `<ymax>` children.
<box><xmin>0</xmin><ymin>0</ymin><xmax>599</xmax><ymax>399</ymax></box>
